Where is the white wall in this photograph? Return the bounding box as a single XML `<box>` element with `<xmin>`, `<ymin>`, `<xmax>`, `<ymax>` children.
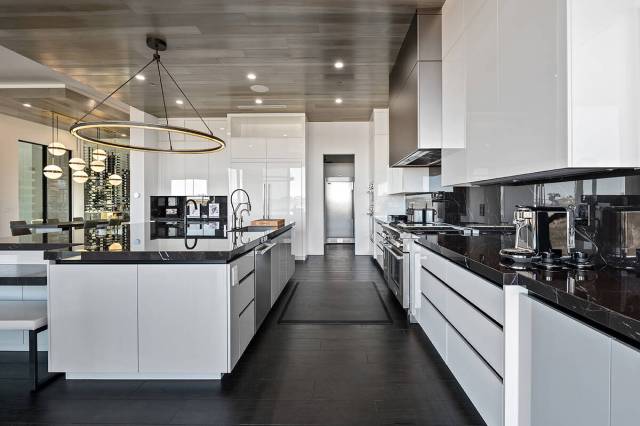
<box><xmin>307</xmin><ymin>122</ymin><xmax>371</xmax><ymax>255</ymax></box>
<box><xmin>129</xmin><ymin>107</ymin><xmax>159</xmax><ymax>223</ymax></box>
<box><xmin>0</xmin><ymin>113</ymin><xmax>84</xmax><ymax>237</ymax></box>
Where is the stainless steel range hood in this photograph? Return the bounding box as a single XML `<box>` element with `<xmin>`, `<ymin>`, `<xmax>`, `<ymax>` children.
<box><xmin>389</xmin><ymin>12</ymin><xmax>442</xmax><ymax>167</ymax></box>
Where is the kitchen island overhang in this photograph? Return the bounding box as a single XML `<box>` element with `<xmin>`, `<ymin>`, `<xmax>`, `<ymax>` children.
<box><xmin>44</xmin><ymin>222</ymin><xmax>295</xmax><ymax>380</ymax></box>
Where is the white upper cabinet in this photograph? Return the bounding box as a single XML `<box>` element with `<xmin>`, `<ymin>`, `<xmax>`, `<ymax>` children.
<box><xmin>442</xmin><ymin>0</ymin><xmax>640</xmax><ymax>185</ymax></box>
<box><xmin>388</xmin><ymin>167</ymin><xmax>435</xmax><ymax>194</ymax></box>
<box><xmin>229</xmin><ymin>114</ymin><xmax>305</xmax><ymax>161</ymax></box>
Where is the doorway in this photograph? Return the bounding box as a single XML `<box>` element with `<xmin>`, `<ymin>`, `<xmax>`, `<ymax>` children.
<box><xmin>324</xmin><ymin>154</ymin><xmax>355</xmax><ymax>244</ymax></box>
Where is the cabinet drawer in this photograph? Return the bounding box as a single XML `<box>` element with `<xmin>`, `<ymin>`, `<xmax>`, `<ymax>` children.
<box><xmin>231</xmin><ymin>251</ymin><xmax>255</xmax><ymax>284</ymax></box>
<box><xmin>238</xmin><ymin>300</ymin><xmax>255</xmax><ymax>357</ymax></box>
<box><xmin>419</xmin><ymin>294</ymin><xmax>447</xmax><ymax>359</ymax></box>
<box><xmin>447</xmin><ymin>324</ymin><xmax>504</xmax><ymax>426</ymax></box>
<box><xmin>421</xmin><ymin>268</ymin><xmax>447</xmax><ymax>314</ymax></box>
<box><xmin>421</xmin><ymin>250</ymin><xmax>448</xmax><ymax>282</ymax></box>
<box><xmin>444</xmin><ymin>282</ymin><xmax>504</xmax><ymax>376</ymax></box>
<box><xmin>232</xmin><ymin>272</ymin><xmax>255</xmax><ymax>315</ymax></box>
<box><xmin>447</xmin><ymin>264</ymin><xmax>504</xmax><ymax>325</ymax></box>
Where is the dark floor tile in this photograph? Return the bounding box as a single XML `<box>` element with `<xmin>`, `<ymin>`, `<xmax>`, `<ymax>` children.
<box><xmin>0</xmin><ymin>244</ymin><xmax>484</xmax><ymax>426</ymax></box>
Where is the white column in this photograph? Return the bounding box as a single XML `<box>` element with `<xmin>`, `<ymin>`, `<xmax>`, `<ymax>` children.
<box><xmin>503</xmin><ymin>285</ymin><xmax>528</xmax><ymax>426</ymax></box>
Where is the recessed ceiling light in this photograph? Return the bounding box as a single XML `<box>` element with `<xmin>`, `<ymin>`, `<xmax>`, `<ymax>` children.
<box><xmin>219</xmin><ymin>127</ymin><xmax>225</xmax><ymax>130</ymax></box>
<box><xmin>255</xmin><ymin>98</ymin><xmax>263</xmax><ymax>105</ymax></box>
<box><xmin>120</xmin><ymin>133</ymin><xmax>127</xmax><ymax>137</ymax></box>
<box><xmin>283</xmin><ymin>134</ymin><xmax>287</xmax><ymax>137</ymax></box>
<box><xmin>22</xmin><ymin>103</ymin><xmax>31</xmax><ymax>108</ymax></box>
<box><xmin>135</xmin><ymin>74</ymin><xmax>145</xmax><ymax>81</ymax></box>
<box><xmin>247</xmin><ymin>73</ymin><xmax>257</xmax><ymax>80</ymax></box>
<box><xmin>250</xmin><ymin>84</ymin><xmax>269</xmax><ymax>93</ymax></box>
<box><xmin>175</xmin><ymin>99</ymin><xmax>183</xmax><ymax>105</ymax></box>
<box><xmin>335</xmin><ymin>98</ymin><xmax>343</xmax><ymax>104</ymax></box>
<box><xmin>334</xmin><ymin>60</ymin><xmax>344</xmax><ymax>69</ymax></box>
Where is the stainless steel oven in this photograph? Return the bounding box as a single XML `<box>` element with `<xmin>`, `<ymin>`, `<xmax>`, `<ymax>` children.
<box><xmin>385</xmin><ymin>243</ymin><xmax>404</xmax><ymax>304</ymax></box>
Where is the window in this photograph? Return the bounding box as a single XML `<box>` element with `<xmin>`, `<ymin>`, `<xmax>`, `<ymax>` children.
<box><xmin>18</xmin><ymin>140</ymin><xmax>72</xmax><ymax>222</ymax></box>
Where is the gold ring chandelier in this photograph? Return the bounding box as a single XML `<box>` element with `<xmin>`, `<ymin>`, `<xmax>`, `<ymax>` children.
<box><xmin>69</xmin><ymin>36</ymin><xmax>225</xmax><ymax>154</ymax></box>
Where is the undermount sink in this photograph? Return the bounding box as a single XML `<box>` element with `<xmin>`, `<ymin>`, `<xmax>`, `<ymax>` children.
<box><xmin>229</xmin><ymin>226</ymin><xmax>276</xmax><ymax>233</ymax></box>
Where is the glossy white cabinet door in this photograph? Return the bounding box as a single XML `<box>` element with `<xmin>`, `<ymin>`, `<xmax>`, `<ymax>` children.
<box><xmin>267</xmin><ymin>137</ymin><xmax>305</xmax><ymax>160</ymax></box>
<box><xmin>230</xmin><ymin>271</ymin><xmax>255</xmax><ymax>369</ymax></box>
<box><xmin>446</xmin><ymin>323</ymin><xmax>504</xmax><ymax>426</ymax></box>
<box><xmin>611</xmin><ymin>339</ymin><xmax>640</xmax><ymax>426</ymax></box>
<box><xmin>48</xmin><ymin>265</ymin><xmax>139</xmax><ymax>373</ymax></box>
<box><xmin>229</xmin><ymin>162</ymin><xmax>266</xmax><ymax>224</ymax></box>
<box><xmin>419</xmin><ymin>293</ymin><xmax>447</xmax><ymax>359</ymax></box>
<box><xmin>442</xmin><ymin>26</ymin><xmax>466</xmax><ymax>150</ymax></box>
<box><xmin>569</xmin><ymin>0</ymin><xmax>640</xmax><ymax>168</ymax></box>
<box><xmin>519</xmin><ymin>295</ymin><xmax>611</xmax><ymax>426</ymax></box>
<box><xmin>137</xmin><ymin>265</ymin><xmax>228</xmax><ymax>374</ymax></box>
<box><xmin>230</xmin><ymin>137</ymin><xmax>267</xmax><ymax>160</ymax></box>
<box><xmin>266</xmin><ymin>161</ymin><xmax>303</xmax><ymax>256</ymax></box>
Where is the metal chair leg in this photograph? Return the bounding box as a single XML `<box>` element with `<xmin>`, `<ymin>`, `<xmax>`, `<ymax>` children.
<box><xmin>29</xmin><ymin>325</ymin><xmax>62</xmax><ymax>392</ymax></box>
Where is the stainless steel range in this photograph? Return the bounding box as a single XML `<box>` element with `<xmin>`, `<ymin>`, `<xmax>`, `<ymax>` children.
<box><xmin>381</xmin><ymin>222</ymin><xmax>463</xmax><ymax>311</ymax></box>
<box><xmin>381</xmin><ymin>224</ymin><xmax>410</xmax><ymax>309</ymax></box>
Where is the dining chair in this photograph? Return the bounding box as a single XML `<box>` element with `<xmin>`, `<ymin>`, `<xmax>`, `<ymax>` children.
<box><xmin>10</xmin><ymin>220</ymin><xmax>31</xmax><ymax>236</ymax></box>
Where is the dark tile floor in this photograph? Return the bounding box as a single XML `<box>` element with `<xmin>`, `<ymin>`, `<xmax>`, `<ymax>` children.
<box><xmin>0</xmin><ymin>244</ymin><xmax>485</xmax><ymax>425</ymax></box>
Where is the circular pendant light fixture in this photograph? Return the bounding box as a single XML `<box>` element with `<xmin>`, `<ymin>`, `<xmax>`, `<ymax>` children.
<box><xmin>44</xmin><ymin>164</ymin><xmax>63</xmax><ymax>180</ymax></box>
<box><xmin>72</xmin><ymin>170</ymin><xmax>89</xmax><ymax>184</ymax></box>
<box><xmin>44</xmin><ymin>112</ymin><xmax>67</xmax><ymax>180</ymax></box>
<box><xmin>108</xmin><ymin>174</ymin><xmax>123</xmax><ymax>186</ymax></box>
<box><xmin>92</xmin><ymin>148</ymin><xmax>107</xmax><ymax>161</ymax></box>
<box><xmin>68</xmin><ymin>157</ymin><xmax>86</xmax><ymax>171</ymax></box>
<box><xmin>90</xmin><ymin>160</ymin><xmax>105</xmax><ymax>173</ymax></box>
<box><xmin>69</xmin><ymin>35</ymin><xmax>225</xmax><ymax>154</ymax></box>
<box><xmin>47</xmin><ymin>142</ymin><xmax>66</xmax><ymax>157</ymax></box>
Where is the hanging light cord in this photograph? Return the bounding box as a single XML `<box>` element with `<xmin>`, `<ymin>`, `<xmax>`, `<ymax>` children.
<box><xmin>155</xmin><ymin>52</ymin><xmax>173</xmax><ymax>151</ymax></box>
<box><xmin>159</xmin><ymin>61</ymin><xmax>213</xmax><ymax>135</ymax></box>
<box><xmin>72</xmin><ymin>44</ymin><xmax>214</xmax><ymax>147</ymax></box>
<box><xmin>74</xmin><ymin>56</ymin><xmax>155</xmax><ymax>125</ymax></box>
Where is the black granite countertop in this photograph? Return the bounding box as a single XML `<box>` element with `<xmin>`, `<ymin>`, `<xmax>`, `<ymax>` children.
<box><xmin>45</xmin><ymin>221</ymin><xmax>295</xmax><ymax>264</ymax></box>
<box><xmin>0</xmin><ymin>264</ymin><xmax>47</xmax><ymax>286</ymax></box>
<box><xmin>415</xmin><ymin>232</ymin><xmax>640</xmax><ymax>348</ymax></box>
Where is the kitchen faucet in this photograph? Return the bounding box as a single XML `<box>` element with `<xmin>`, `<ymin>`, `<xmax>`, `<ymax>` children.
<box><xmin>230</xmin><ymin>188</ymin><xmax>252</xmax><ymax>230</ymax></box>
<box><xmin>184</xmin><ymin>198</ymin><xmax>198</xmax><ymax>230</ymax></box>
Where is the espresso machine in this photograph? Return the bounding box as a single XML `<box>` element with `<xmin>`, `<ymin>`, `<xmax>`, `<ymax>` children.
<box><xmin>601</xmin><ymin>206</ymin><xmax>640</xmax><ymax>268</ymax></box>
<box><xmin>500</xmin><ymin>205</ymin><xmax>576</xmax><ymax>268</ymax></box>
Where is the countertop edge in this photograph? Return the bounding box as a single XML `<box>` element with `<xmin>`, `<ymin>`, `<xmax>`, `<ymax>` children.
<box><xmin>46</xmin><ymin>223</ymin><xmax>296</xmax><ymax>265</ymax></box>
<box><xmin>414</xmin><ymin>237</ymin><xmax>640</xmax><ymax>349</ymax></box>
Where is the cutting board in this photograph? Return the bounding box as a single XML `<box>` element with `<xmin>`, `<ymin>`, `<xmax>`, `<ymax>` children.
<box><xmin>251</xmin><ymin>219</ymin><xmax>285</xmax><ymax>228</ymax></box>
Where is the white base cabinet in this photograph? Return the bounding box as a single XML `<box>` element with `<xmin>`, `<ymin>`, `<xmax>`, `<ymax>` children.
<box><xmin>137</xmin><ymin>265</ymin><xmax>228</xmax><ymax>374</ymax></box>
<box><xmin>447</xmin><ymin>323</ymin><xmax>504</xmax><ymax>426</ymax></box>
<box><xmin>414</xmin><ymin>243</ymin><xmax>505</xmax><ymax>426</ymax></box>
<box><xmin>611</xmin><ymin>340</ymin><xmax>640</xmax><ymax>426</ymax></box>
<box><xmin>519</xmin><ymin>295</ymin><xmax>611</xmax><ymax>426</ymax></box>
<box><xmin>48</xmin><ymin>265</ymin><xmax>139</xmax><ymax>373</ymax></box>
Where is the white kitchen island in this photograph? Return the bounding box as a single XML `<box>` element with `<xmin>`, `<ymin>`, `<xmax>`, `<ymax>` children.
<box><xmin>45</xmin><ymin>222</ymin><xmax>295</xmax><ymax>380</ymax></box>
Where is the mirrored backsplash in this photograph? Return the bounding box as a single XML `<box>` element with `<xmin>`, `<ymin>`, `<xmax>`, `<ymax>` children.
<box><xmin>406</xmin><ymin>172</ymin><xmax>640</xmax><ymax>264</ymax></box>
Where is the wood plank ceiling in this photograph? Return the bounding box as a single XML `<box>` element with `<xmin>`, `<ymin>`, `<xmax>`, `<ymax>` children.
<box><xmin>0</xmin><ymin>0</ymin><xmax>444</xmax><ymax>122</ymax></box>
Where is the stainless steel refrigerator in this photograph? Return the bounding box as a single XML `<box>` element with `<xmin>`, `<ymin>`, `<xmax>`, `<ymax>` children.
<box><xmin>325</xmin><ymin>177</ymin><xmax>354</xmax><ymax>243</ymax></box>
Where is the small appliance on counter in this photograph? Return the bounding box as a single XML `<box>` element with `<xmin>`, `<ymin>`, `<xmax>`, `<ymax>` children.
<box><xmin>601</xmin><ymin>206</ymin><xmax>640</xmax><ymax>269</ymax></box>
<box><xmin>499</xmin><ymin>206</ymin><xmax>537</xmax><ymax>268</ymax></box>
<box><xmin>387</xmin><ymin>214</ymin><xmax>408</xmax><ymax>224</ymax></box>
<box><xmin>406</xmin><ymin>207</ymin><xmax>437</xmax><ymax>225</ymax></box>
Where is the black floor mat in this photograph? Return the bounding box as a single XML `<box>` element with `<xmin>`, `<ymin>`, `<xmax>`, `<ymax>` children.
<box><xmin>279</xmin><ymin>281</ymin><xmax>392</xmax><ymax>324</ymax></box>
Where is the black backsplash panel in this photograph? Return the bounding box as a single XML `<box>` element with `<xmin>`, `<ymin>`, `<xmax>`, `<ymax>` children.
<box><xmin>407</xmin><ymin>172</ymin><xmax>640</xmax><ymax>263</ymax></box>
